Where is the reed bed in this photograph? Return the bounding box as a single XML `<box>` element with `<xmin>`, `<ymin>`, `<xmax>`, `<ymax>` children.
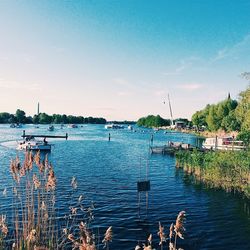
<box><xmin>134</xmin><ymin>211</ymin><xmax>186</xmax><ymax>250</ymax></box>
<box><xmin>175</xmin><ymin>149</ymin><xmax>250</xmax><ymax>198</ymax></box>
<box><xmin>0</xmin><ymin>151</ymin><xmax>111</xmax><ymax>250</ymax></box>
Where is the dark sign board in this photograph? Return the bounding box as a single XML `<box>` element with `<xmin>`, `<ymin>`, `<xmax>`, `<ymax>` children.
<box><xmin>137</xmin><ymin>180</ymin><xmax>150</xmax><ymax>192</ymax></box>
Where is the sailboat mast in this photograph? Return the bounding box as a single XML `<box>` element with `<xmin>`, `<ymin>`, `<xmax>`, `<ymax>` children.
<box><xmin>168</xmin><ymin>94</ymin><xmax>173</xmax><ymax>126</ymax></box>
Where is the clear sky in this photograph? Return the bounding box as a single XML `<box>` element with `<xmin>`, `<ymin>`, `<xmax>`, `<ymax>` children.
<box><xmin>0</xmin><ymin>0</ymin><xmax>250</xmax><ymax>121</ymax></box>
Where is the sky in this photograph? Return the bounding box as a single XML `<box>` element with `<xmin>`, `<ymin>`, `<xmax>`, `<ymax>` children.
<box><xmin>0</xmin><ymin>0</ymin><xmax>250</xmax><ymax>121</ymax></box>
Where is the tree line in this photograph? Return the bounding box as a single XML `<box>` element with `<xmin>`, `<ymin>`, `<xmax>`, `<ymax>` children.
<box><xmin>191</xmin><ymin>85</ymin><xmax>250</xmax><ymax>132</ymax></box>
<box><xmin>0</xmin><ymin>109</ymin><xmax>107</xmax><ymax>124</ymax></box>
<box><xmin>137</xmin><ymin>115</ymin><xmax>193</xmax><ymax>128</ymax></box>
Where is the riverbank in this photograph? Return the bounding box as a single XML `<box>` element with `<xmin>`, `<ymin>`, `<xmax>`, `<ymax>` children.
<box><xmin>157</xmin><ymin>126</ymin><xmax>238</xmax><ymax>139</ymax></box>
<box><xmin>175</xmin><ymin>149</ymin><xmax>250</xmax><ymax>198</ymax></box>
<box><xmin>192</xmin><ymin>129</ymin><xmax>239</xmax><ymax>138</ymax></box>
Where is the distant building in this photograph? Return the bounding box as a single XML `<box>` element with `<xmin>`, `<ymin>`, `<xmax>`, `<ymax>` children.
<box><xmin>175</xmin><ymin>120</ymin><xmax>186</xmax><ymax>129</ymax></box>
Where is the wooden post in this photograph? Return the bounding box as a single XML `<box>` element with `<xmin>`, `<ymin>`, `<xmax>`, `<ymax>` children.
<box><xmin>215</xmin><ymin>135</ymin><xmax>218</xmax><ymax>151</ymax></box>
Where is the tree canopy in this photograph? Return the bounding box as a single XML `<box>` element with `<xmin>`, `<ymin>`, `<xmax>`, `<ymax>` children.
<box><xmin>137</xmin><ymin>115</ymin><xmax>171</xmax><ymax>127</ymax></box>
<box><xmin>192</xmin><ymin>97</ymin><xmax>241</xmax><ymax>132</ymax></box>
<box><xmin>0</xmin><ymin>110</ymin><xmax>107</xmax><ymax>124</ymax></box>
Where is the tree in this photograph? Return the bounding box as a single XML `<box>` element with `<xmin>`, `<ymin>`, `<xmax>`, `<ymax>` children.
<box><xmin>206</xmin><ymin>105</ymin><xmax>220</xmax><ymax>131</ymax></box>
<box><xmin>191</xmin><ymin>105</ymin><xmax>210</xmax><ymax>128</ymax></box>
<box><xmin>38</xmin><ymin>113</ymin><xmax>52</xmax><ymax>124</ymax></box>
<box><xmin>15</xmin><ymin>109</ymin><xmax>26</xmax><ymax>123</ymax></box>
<box><xmin>33</xmin><ymin>115</ymin><xmax>39</xmax><ymax>124</ymax></box>
<box><xmin>235</xmin><ymin>85</ymin><xmax>250</xmax><ymax>131</ymax></box>
<box><xmin>0</xmin><ymin>112</ymin><xmax>11</xmax><ymax>123</ymax></box>
<box><xmin>221</xmin><ymin>110</ymin><xmax>240</xmax><ymax>131</ymax></box>
<box><xmin>137</xmin><ymin>115</ymin><xmax>171</xmax><ymax>127</ymax></box>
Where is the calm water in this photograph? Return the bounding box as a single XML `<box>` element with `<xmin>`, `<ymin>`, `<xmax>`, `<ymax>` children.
<box><xmin>0</xmin><ymin>124</ymin><xmax>249</xmax><ymax>250</ymax></box>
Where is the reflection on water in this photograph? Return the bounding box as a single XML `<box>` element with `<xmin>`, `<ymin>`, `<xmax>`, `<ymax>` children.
<box><xmin>0</xmin><ymin>124</ymin><xmax>249</xmax><ymax>249</ymax></box>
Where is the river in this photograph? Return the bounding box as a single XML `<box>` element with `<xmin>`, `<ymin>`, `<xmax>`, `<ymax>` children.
<box><xmin>0</xmin><ymin>124</ymin><xmax>249</xmax><ymax>249</ymax></box>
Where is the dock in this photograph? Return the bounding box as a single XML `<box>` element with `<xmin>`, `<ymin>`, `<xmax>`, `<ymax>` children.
<box><xmin>22</xmin><ymin>130</ymin><xmax>68</xmax><ymax>140</ymax></box>
<box><xmin>150</xmin><ymin>141</ymin><xmax>202</xmax><ymax>155</ymax></box>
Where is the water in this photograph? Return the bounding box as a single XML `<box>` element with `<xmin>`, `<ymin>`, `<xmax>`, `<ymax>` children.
<box><xmin>0</xmin><ymin>124</ymin><xmax>249</xmax><ymax>249</ymax></box>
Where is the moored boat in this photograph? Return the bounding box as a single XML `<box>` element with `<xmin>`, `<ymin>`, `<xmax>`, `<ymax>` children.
<box><xmin>17</xmin><ymin>136</ymin><xmax>52</xmax><ymax>151</ymax></box>
<box><xmin>202</xmin><ymin>136</ymin><xmax>245</xmax><ymax>151</ymax></box>
<box><xmin>10</xmin><ymin>123</ymin><xmax>22</xmax><ymax>128</ymax></box>
<box><xmin>105</xmin><ymin>124</ymin><xmax>124</xmax><ymax>129</ymax></box>
<box><xmin>48</xmin><ymin>125</ymin><xmax>54</xmax><ymax>131</ymax></box>
<box><xmin>68</xmin><ymin>124</ymin><xmax>78</xmax><ymax>128</ymax></box>
<box><xmin>127</xmin><ymin>125</ymin><xmax>133</xmax><ymax>130</ymax></box>
<box><xmin>17</xmin><ymin>130</ymin><xmax>68</xmax><ymax>152</ymax></box>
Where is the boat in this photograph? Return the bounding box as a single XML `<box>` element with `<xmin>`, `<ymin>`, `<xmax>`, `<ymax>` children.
<box><xmin>150</xmin><ymin>145</ymin><xmax>175</xmax><ymax>155</ymax></box>
<box><xmin>150</xmin><ymin>141</ymin><xmax>196</xmax><ymax>155</ymax></box>
<box><xmin>15</xmin><ymin>123</ymin><xmax>22</xmax><ymax>128</ymax></box>
<box><xmin>17</xmin><ymin>136</ymin><xmax>52</xmax><ymax>151</ymax></box>
<box><xmin>202</xmin><ymin>136</ymin><xmax>245</xmax><ymax>151</ymax></box>
<box><xmin>105</xmin><ymin>124</ymin><xmax>124</xmax><ymax>129</ymax></box>
<box><xmin>10</xmin><ymin>123</ymin><xmax>22</xmax><ymax>128</ymax></box>
<box><xmin>127</xmin><ymin>125</ymin><xmax>134</xmax><ymax>130</ymax></box>
<box><xmin>68</xmin><ymin>124</ymin><xmax>78</xmax><ymax>128</ymax></box>
<box><xmin>17</xmin><ymin>130</ymin><xmax>68</xmax><ymax>151</ymax></box>
<box><xmin>48</xmin><ymin>125</ymin><xmax>54</xmax><ymax>131</ymax></box>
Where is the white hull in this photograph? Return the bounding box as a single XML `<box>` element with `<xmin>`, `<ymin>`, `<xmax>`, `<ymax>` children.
<box><xmin>105</xmin><ymin>124</ymin><xmax>124</xmax><ymax>129</ymax></box>
<box><xmin>17</xmin><ymin>140</ymin><xmax>51</xmax><ymax>151</ymax></box>
<box><xmin>203</xmin><ymin>137</ymin><xmax>246</xmax><ymax>151</ymax></box>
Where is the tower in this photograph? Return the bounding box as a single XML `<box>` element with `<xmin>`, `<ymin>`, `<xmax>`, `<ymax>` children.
<box><xmin>37</xmin><ymin>102</ymin><xmax>40</xmax><ymax>115</ymax></box>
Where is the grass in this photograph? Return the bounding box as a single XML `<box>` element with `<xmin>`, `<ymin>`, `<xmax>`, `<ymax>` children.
<box><xmin>175</xmin><ymin>149</ymin><xmax>250</xmax><ymax>198</ymax></box>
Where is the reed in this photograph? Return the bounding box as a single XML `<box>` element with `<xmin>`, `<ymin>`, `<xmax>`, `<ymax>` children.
<box><xmin>0</xmin><ymin>151</ymin><xmax>112</xmax><ymax>250</ymax></box>
<box><xmin>175</xmin><ymin>149</ymin><xmax>250</xmax><ymax>198</ymax></box>
<box><xmin>157</xmin><ymin>222</ymin><xmax>166</xmax><ymax>250</ymax></box>
<box><xmin>9</xmin><ymin>151</ymin><xmax>57</xmax><ymax>249</ymax></box>
<box><xmin>135</xmin><ymin>212</ymin><xmax>186</xmax><ymax>250</ymax></box>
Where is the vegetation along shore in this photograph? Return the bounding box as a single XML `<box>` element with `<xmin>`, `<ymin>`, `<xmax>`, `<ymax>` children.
<box><xmin>175</xmin><ymin>149</ymin><xmax>250</xmax><ymax>198</ymax></box>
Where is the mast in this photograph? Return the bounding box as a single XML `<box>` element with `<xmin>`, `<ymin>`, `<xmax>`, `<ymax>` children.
<box><xmin>168</xmin><ymin>94</ymin><xmax>173</xmax><ymax>126</ymax></box>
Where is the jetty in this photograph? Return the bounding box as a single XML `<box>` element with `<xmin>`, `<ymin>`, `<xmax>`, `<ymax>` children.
<box><xmin>17</xmin><ymin>130</ymin><xmax>68</xmax><ymax>151</ymax></box>
<box><xmin>150</xmin><ymin>141</ymin><xmax>201</xmax><ymax>155</ymax></box>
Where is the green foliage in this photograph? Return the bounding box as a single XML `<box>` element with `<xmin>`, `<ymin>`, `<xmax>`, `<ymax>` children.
<box><xmin>235</xmin><ymin>85</ymin><xmax>250</xmax><ymax>131</ymax></box>
<box><xmin>0</xmin><ymin>112</ymin><xmax>12</xmax><ymax>123</ymax></box>
<box><xmin>137</xmin><ymin>115</ymin><xmax>170</xmax><ymax>128</ymax></box>
<box><xmin>0</xmin><ymin>110</ymin><xmax>107</xmax><ymax>124</ymax></box>
<box><xmin>206</xmin><ymin>105</ymin><xmax>220</xmax><ymax>131</ymax></box>
<box><xmin>15</xmin><ymin>109</ymin><xmax>26</xmax><ymax>123</ymax></box>
<box><xmin>191</xmin><ymin>80</ymin><xmax>249</xmax><ymax>132</ymax></box>
<box><xmin>176</xmin><ymin>149</ymin><xmax>250</xmax><ymax>198</ymax></box>
<box><xmin>237</xmin><ymin>130</ymin><xmax>250</xmax><ymax>146</ymax></box>
<box><xmin>192</xmin><ymin>96</ymin><xmax>240</xmax><ymax>132</ymax></box>
<box><xmin>221</xmin><ymin>110</ymin><xmax>240</xmax><ymax>131</ymax></box>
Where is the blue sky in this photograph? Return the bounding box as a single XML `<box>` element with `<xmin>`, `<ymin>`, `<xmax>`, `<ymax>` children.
<box><xmin>0</xmin><ymin>0</ymin><xmax>249</xmax><ymax>120</ymax></box>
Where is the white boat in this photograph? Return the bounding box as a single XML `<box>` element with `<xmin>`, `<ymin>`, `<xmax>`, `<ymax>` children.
<box><xmin>127</xmin><ymin>125</ymin><xmax>133</xmax><ymax>130</ymax></box>
<box><xmin>68</xmin><ymin>124</ymin><xmax>78</xmax><ymax>128</ymax></box>
<box><xmin>17</xmin><ymin>137</ymin><xmax>52</xmax><ymax>151</ymax></box>
<box><xmin>202</xmin><ymin>136</ymin><xmax>245</xmax><ymax>151</ymax></box>
<box><xmin>16</xmin><ymin>123</ymin><xmax>22</xmax><ymax>128</ymax></box>
<box><xmin>105</xmin><ymin>124</ymin><xmax>124</xmax><ymax>129</ymax></box>
<box><xmin>17</xmin><ymin>130</ymin><xmax>68</xmax><ymax>152</ymax></box>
